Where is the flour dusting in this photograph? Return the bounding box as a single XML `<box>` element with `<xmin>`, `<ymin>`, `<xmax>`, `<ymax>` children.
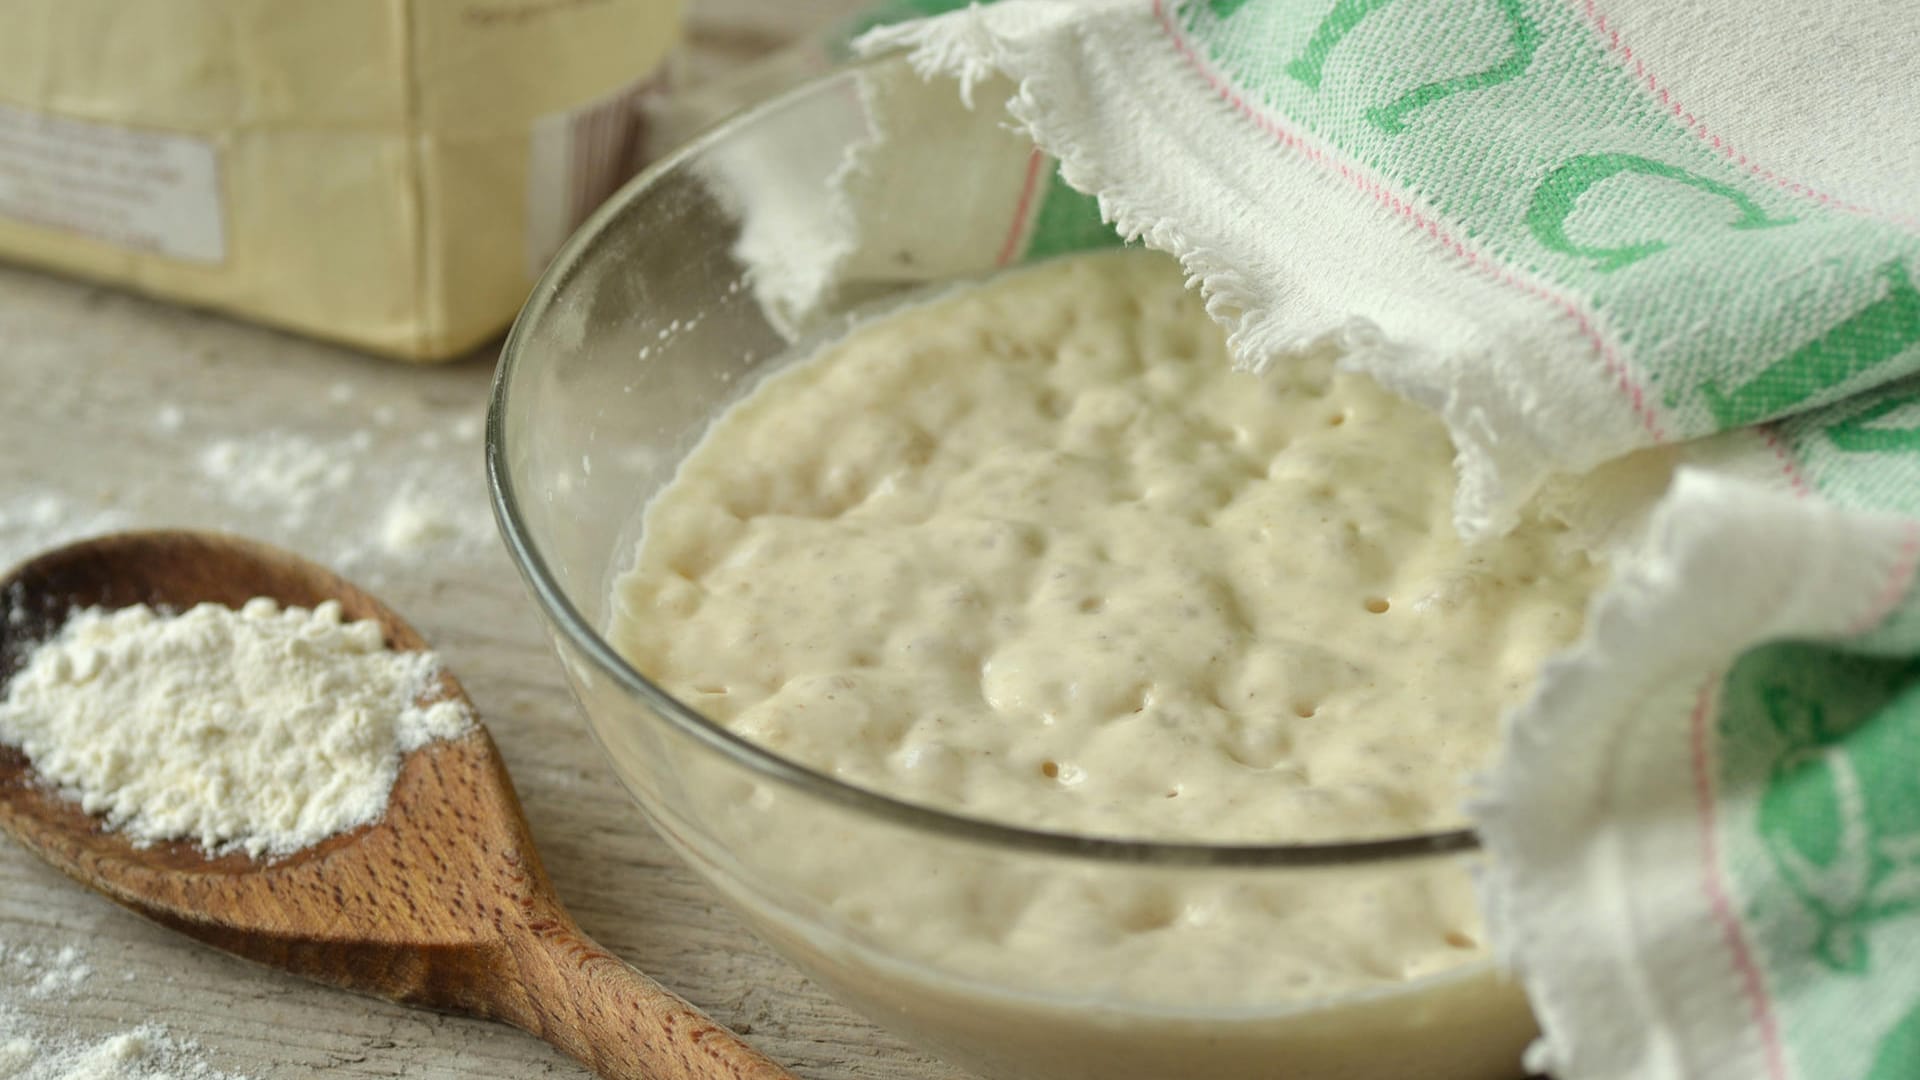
<box><xmin>0</xmin><ymin>944</ymin><xmax>90</xmax><ymax>1002</ymax></box>
<box><xmin>0</xmin><ymin>497</ymin><xmax>131</xmax><ymax>577</ymax></box>
<box><xmin>0</xmin><ymin>1010</ymin><xmax>251</xmax><ymax>1080</ymax></box>
<box><xmin>196</xmin><ymin>434</ymin><xmax>362</xmax><ymax>528</ymax></box>
<box><xmin>0</xmin><ymin>939</ymin><xmax>252</xmax><ymax>1080</ymax></box>
<box><xmin>191</xmin><ymin>416</ymin><xmax>495</xmax><ymax>572</ymax></box>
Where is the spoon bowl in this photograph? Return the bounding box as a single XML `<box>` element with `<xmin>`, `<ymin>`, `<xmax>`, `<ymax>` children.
<box><xmin>0</xmin><ymin>530</ymin><xmax>793</xmax><ymax>1080</ymax></box>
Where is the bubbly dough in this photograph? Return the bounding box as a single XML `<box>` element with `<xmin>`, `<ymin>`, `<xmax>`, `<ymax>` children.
<box><xmin>601</xmin><ymin>253</ymin><xmax>1602</xmax><ymax>1076</ymax></box>
<box><xmin>612</xmin><ymin>250</ymin><xmax>1600</xmax><ymax>844</ymax></box>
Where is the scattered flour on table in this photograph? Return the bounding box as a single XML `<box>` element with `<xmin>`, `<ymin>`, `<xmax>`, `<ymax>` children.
<box><xmin>0</xmin><ymin>945</ymin><xmax>89</xmax><ymax>1002</ymax></box>
<box><xmin>7</xmin><ymin>408</ymin><xmax>494</xmax><ymax>581</ymax></box>
<box><xmin>0</xmin><ymin>497</ymin><xmax>131</xmax><ymax>578</ymax></box>
<box><xmin>0</xmin><ymin>941</ymin><xmax>251</xmax><ymax>1080</ymax></box>
<box><xmin>376</xmin><ymin>491</ymin><xmax>468</xmax><ymax>557</ymax></box>
<box><xmin>0</xmin><ymin>599</ymin><xmax>471</xmax><ymax>858</ymax></box>
<box><xmin>0</xmin><ymin>1018</ymin><xmax>248</xmax><ymax>1080</ymax></box>
<box><xmin>196</xmin><ymin>434</ymin><xmax>362</xmax><ymax>527</ymax></box>
<box><xmin>192</xmin><ymin>412</ymin><xmax>494</xmax><ymax>571</ymax></box>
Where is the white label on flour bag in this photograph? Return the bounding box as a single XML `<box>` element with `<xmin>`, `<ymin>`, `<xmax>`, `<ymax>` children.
<box><xmin>0</xmin><ymin>105</ymin><xmax>225</xmax><ymax>264</ymax></box>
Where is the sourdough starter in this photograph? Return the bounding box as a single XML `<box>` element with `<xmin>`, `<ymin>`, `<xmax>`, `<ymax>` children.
<box><xmin>608</xmin><ymin>250</ymin><xmax>1602</xmax><ymax>1079</ymax></box>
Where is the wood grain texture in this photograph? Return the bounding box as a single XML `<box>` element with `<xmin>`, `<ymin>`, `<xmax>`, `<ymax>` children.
<box><xmin>0</xmin><ymin>532</ymin><xmax>794</xmax><ymax>1080</ymax></box>
<box><xmin>0</xmin><ymin>4</ymin><xmax>953</xmax><ymax>1077</ymax></box>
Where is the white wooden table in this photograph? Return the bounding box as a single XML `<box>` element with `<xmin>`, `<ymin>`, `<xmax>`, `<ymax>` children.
<box><xmin>0</xmin><ymin>3</ymin><xmax>959</xmax><ymax>1076</ymax></box>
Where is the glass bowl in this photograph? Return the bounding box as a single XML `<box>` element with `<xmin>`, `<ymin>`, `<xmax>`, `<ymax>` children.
<box><xmin>488</xmin><ymin>55</ymin><xmax>1535</xmax><ymax>1080</ymax></box>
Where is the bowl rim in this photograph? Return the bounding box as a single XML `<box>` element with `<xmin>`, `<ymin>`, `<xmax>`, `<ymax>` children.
<box><xmin>486</xmin><ymin>57</ymin><xmax>1479</xmax><ymax>870</ymax></box>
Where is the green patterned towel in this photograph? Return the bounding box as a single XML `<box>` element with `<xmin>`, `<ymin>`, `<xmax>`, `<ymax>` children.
<box><xmin>853</xmin><ymin>3</ymin><xmax>1920</xmax><ymax>1078</ymax></box>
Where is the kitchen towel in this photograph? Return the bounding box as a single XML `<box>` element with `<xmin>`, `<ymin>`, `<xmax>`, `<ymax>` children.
<box><xmin>857</xmin><ymin>2</ymin><xmax>1920</xmax><ymax>1078</ymax></box>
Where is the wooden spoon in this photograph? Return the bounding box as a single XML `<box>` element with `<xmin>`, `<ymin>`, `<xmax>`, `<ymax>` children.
<box><xmin>0</xmin><ymin>530</ymin><xmax>796</xmax><ymax>1080</ymax></box>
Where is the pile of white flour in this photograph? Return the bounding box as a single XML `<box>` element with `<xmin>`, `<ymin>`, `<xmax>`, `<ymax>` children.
<box><xmin>0</xmin><ymin>598</ymin><xmax>471</xmax><ymax>858</ymax></box>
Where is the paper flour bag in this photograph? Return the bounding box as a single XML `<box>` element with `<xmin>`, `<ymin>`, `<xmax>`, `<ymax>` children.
<box><xmin>0</xmin><ymin>0</ymin><xmax>681</xmax><ymax>360</ymax></box>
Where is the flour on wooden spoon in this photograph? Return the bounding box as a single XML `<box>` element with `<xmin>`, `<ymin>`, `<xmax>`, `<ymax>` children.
<box><xmin>0</xmin><ymin>599</ymin><xmax>470</xmax><ymax>858</ymax></box>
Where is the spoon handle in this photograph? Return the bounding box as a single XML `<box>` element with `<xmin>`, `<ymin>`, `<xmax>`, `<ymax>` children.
<box><xmin>505</xmin><ymin>916</ymin><xmax>798</xmax><ymax>1080</ymax></box>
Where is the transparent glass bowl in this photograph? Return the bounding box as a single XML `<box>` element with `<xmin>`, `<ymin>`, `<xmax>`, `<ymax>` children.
<box><xmin>488</xmin><ymin>56</ymin><xmax>1535</xmax><ymax>1080</ymax></box>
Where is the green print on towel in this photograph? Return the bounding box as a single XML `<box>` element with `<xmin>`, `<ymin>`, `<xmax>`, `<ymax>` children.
<box><xmin>1827</xmin><ymin>393</ymin><xmax>1920</xmax><ymax>455</ymax></box>
<box><xmin>1703</xmin><ymin>261</ymin><xmax>1920</xmax><ymax>429</ymax></box>
<box><xmin>1282</xmin><ymin>0</ymin><xmax>1395</xmax><ymax>88</ymax></box>
<box><xmin>1275</xmin><ymin>0</ymin><xmax>1538</xmax><ymax>133</ymax></box>
<box><xmin>1755</xmin><ymin>678</ymin><xmax>1920</xmax><ymax>974</ymax></box>
<box><xmin>1206</xmin><ymin>0</ymin><xmax>1255</xmax><ymax>17</ymax></box>
<box><xmin>1868</xmin><ymin>1002</ymin><xmax>1920</xmax><ymax>1080</ymax></box>
<box><xmin>1527</xmin><ymin>153</ymin><xmax>1794</xmax><ymax>273</ymax></box>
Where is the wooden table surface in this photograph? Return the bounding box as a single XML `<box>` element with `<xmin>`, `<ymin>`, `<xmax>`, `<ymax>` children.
<box><xmin>0</xmin><ymin>2</ymin><xmax>961</xmax><ymax>1077</ymax></box>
